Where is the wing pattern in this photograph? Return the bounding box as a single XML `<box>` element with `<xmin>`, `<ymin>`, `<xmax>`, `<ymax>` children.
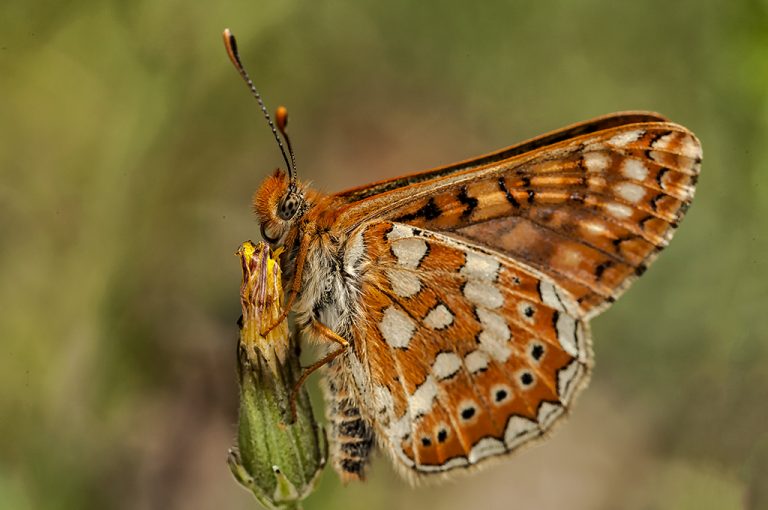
<box><xmin>342</xmin><ymin>221</ymin><xmax>592</xmax><ymax>477</ymax></box>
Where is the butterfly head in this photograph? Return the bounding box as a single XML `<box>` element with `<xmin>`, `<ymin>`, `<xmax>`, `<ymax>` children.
<box><xmin>253</xmin><ymin>169</ymin><xmax>306</xmax><ymax>244</ymax></box>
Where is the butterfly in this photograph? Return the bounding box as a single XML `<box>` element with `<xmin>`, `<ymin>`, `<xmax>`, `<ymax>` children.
<box><xmin>223</xmin><ymin>30</ymin><xmax>701</xmax><ymax>483</ymax></box>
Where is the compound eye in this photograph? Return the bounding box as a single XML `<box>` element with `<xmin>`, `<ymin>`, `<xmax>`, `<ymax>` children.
<box><xmin>277</xmin><ymin>192</ymin><xmax>299</xmax><ymax>220</ymax></box>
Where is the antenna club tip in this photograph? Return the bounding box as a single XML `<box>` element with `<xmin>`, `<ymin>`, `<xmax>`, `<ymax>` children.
<box><xmin>276</xmin><ymin>106</ymin><xmax>289</xmax><ymax>130</ymax></box>
<box><xmin>222</xmin><ymin>28</ymin><xmax>240</xmax><ymax>69</ymax></box>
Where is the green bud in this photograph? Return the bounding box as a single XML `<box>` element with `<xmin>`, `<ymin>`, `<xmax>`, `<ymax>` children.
<box><xmin>230</xmin><ymin>241</ymin><xmax>326</xmax><ymax>510</ymax></box>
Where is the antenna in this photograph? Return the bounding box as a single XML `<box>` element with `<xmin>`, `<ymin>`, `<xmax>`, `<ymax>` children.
<box><xmin>222</xmin><ymin>28</ymin><xmax>297</xmax><ymax>187</ymax></box>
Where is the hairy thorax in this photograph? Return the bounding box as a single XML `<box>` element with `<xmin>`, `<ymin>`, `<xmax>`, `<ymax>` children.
<box><xmin>290</xmin><ymin>220</ymin><xmax>366</xmax><ymax>350</ymax></box>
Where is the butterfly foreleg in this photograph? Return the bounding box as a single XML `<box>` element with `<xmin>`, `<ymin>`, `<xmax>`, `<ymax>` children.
<box><xmin>261</xmin><ymin>229</ymin><xmax>312</xmax><ymax>336</ymax></box>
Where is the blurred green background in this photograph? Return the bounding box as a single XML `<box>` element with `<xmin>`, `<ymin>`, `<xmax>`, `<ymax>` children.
<box><xmin>2</xmin><ymin>1</ymin><xmax>767</xmax><ymax>509</ymax></box>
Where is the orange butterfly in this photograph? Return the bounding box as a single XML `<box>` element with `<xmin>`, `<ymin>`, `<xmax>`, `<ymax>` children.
<box><xmin>223</xmin><ymin>30</ymin><xmax>701</xmax><ymax>483</ymax></box>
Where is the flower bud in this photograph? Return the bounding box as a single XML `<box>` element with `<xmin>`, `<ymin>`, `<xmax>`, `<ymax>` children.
<box><xmin>230</xmin><ymin>241</ymin><xmax>325</xmax><ymax>509</ymax></box>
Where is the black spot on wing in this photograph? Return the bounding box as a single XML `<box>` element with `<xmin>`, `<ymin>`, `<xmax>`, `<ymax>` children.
<box><xmin>498</xmin><ymin>177</ymin><xmax>520</xmax><ymax>208</ymax></box>
<box><xmin>650</xmin><ymin>193</ymin><xmax>664</xmax><ymax>211</ymax></box>
<box><xmin>457</xmin><ymin>186</ymin><xmax>479</xmax><ymax>219</ymax></box>
<box><xmin>521</xmin><ymin>176</ymin><xmax>535</xmax><ymax>204</ymax></box>
<box><xmin>595</xmin><ymin>260</ymin><xmax>613</xmax><ymax>281</ymax></box>
<box><xmin>395</xmin><ymin>197</ymin><xmax>442</xmax><ymax>222</ymax></box>
<box><xmin>656</xmin><ymin>168</ymin><xmax>669</xmax><ymax>188</ymax></box>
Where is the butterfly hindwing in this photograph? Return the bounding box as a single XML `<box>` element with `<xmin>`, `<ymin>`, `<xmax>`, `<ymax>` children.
<box><xmin>336</xmin><ymin>121</ymin><xmax>701</xmax><ymax>318</ymax></box>
<box><xmin>344</xmin><ymin>221</ymin><xmax>592</xmax><ymax>477</ymax></box>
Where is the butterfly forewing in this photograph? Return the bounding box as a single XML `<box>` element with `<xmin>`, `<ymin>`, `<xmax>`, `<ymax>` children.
<box><xmin>336</xmin><ymin>111</ymin><xmax>668</xmax><ymax>203</ymax></box>
<box><xmin>336</xmin><ymin>121</ymin><xmax>701</xmax><ymax>318</ymax></box>
<box><xmin>346</xmin><ymin>222</ymin><xmax>591</xmax><ymax>476</ymax></box>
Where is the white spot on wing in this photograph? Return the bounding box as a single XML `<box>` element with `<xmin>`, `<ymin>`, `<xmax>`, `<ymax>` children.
<box><xmin>504</xmin><ymin>416</ymin><xmax>539</xmax><ymax>450</ymax></box>
<box><xmin>465</xmin><ymin>350</ymin><xmax>489</xmax><ymax>373</ymax></box>
<box><xmin>390</xmin><ymin>414</ymin><xmax>411</xmax><ymax>440</ymax></box>
<box><xmin>583</xmin><ymin>222</ymin><xmax>608</xmax><ymax>236</ymax></box>
<box><xmin>477</xmin><ymin>308</ymin><xmax>512</xmax><ymax>362</ymax></box>
<box><xmin>652</xmin><ymin>132</ymin><xmax>675</xmax><ymax>151</ymax></box>
<box><xmin>621</xmin><ymin>159</ymin><xmax>649</xmax><ymax>181</ymax></box>
<box><xmin>432</xmin><ymin>352</ymin><xmax>462</xmax><ymax>380</ymax></box>
<box><xmin>386</xmin><ymin>223</ymin><xmax>415</xmax><ymax>241</ymax></box>
<box><xmin>539</xmin><ymin>280</ymin><xmax>564</xmax><ymax>311</ymax></box>
<box><xmin>537</xmin><ymin>401</ymin><xmax>564</xmax><ymax>429</ymax></box>
<box><xmin>386</xmin><ymin>268</ymin><xmax>421</xmax><ymax>298</ymax></box>
<box><xmin>379</xmin><ymin>306</ymin><xmax>415</xmax><ymax>349</ymax></box>
<box><xmin>605</xmin><ymin>202</ymin><xmax>633</xmax><ymax>219</ymax></box>
<box><xmin>409</xmin><ymin>376</ymin><xmax>438</xmax><ymax>417</ymax></box>
<box><xmin>609</xmin><ymin>130</ymin><xmax>643</xmax><ymax>147</ymax></box>
<box><xmin>424</xmin><ymin>304</ymin><xmax>453</xmax><ymax>329</ymax></box>
<box><xmin>417</xmin><ymin>456</ymin><xmax>469</xmax><ymax>472</ymax></box>
<box><xmin>391</xmin><ymin>238</ymin><xmax>428</xmax><ymax>269</ymax></box>
<box><xmin>557</xmin><ymin>245</ymin><xmax>583</xmax><ymax>269</ymax></box>
<box><xmin>615</xmin><ymin>182</ymin><xmax>646</xmax><ymax>203</ymax></box>
<box><xmin>681</xmin><ymin>135</ymin><xmax>702</xmax><ymax>160</ymax></box>
<box><xmin>460</xmin><ymin>251</ymin><xmax>500</xmax><ymax>281</ymax></box>
<box><xmin>584</xmin><ymin>152</ymin><xmax>610</xmax><ymax>173</ymax></box>
<box><xmin>557</xmin><ymin>360</ymin><xmax>583</xmax><ymax>403</ymax></box>
<box><xmin>539</xmin><ymin>280</ymin><xmax>580</xmax><ymax>316</ymax></box>
<box><xmin>468</xmin><ymin>437</ymin><xmax>506</xmax><ymax>464</ymax></box>
<box><xmin>463</xmin><ymin>280</ymin><xmax>503</xmax><ymax>309</ymax></box>
<box><xmin>555</xmin><ymin>312</ymin><xmax>579</xmax><ymax>357</ymax></box>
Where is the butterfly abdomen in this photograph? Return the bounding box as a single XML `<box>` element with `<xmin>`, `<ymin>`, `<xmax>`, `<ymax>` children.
<box><xmin>323</xmin><ymin>366</ymin><xmax>375</xmax><ymax>482</ymax></box>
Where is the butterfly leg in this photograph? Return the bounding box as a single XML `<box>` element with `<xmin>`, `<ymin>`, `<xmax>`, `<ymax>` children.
<box><xmin>289</xmin><ymin>318</ymin><xmax>350</xmax><ymax>421</ymax></box>
<box><xmin>324</xmin><ymin>365</ymin><xmax>375</xmax><ymax>482</ymax></box>
<box><xmin>260</xmin><ymin>230</ymin><xmax>312</xmax><ymax>336</ymax></box>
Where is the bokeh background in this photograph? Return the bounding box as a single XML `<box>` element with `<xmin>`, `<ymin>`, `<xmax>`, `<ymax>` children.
<box><xmin>2</xmin><ymin>1</ymin><xmax>767</xmax><ymax>509</ymax></box>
